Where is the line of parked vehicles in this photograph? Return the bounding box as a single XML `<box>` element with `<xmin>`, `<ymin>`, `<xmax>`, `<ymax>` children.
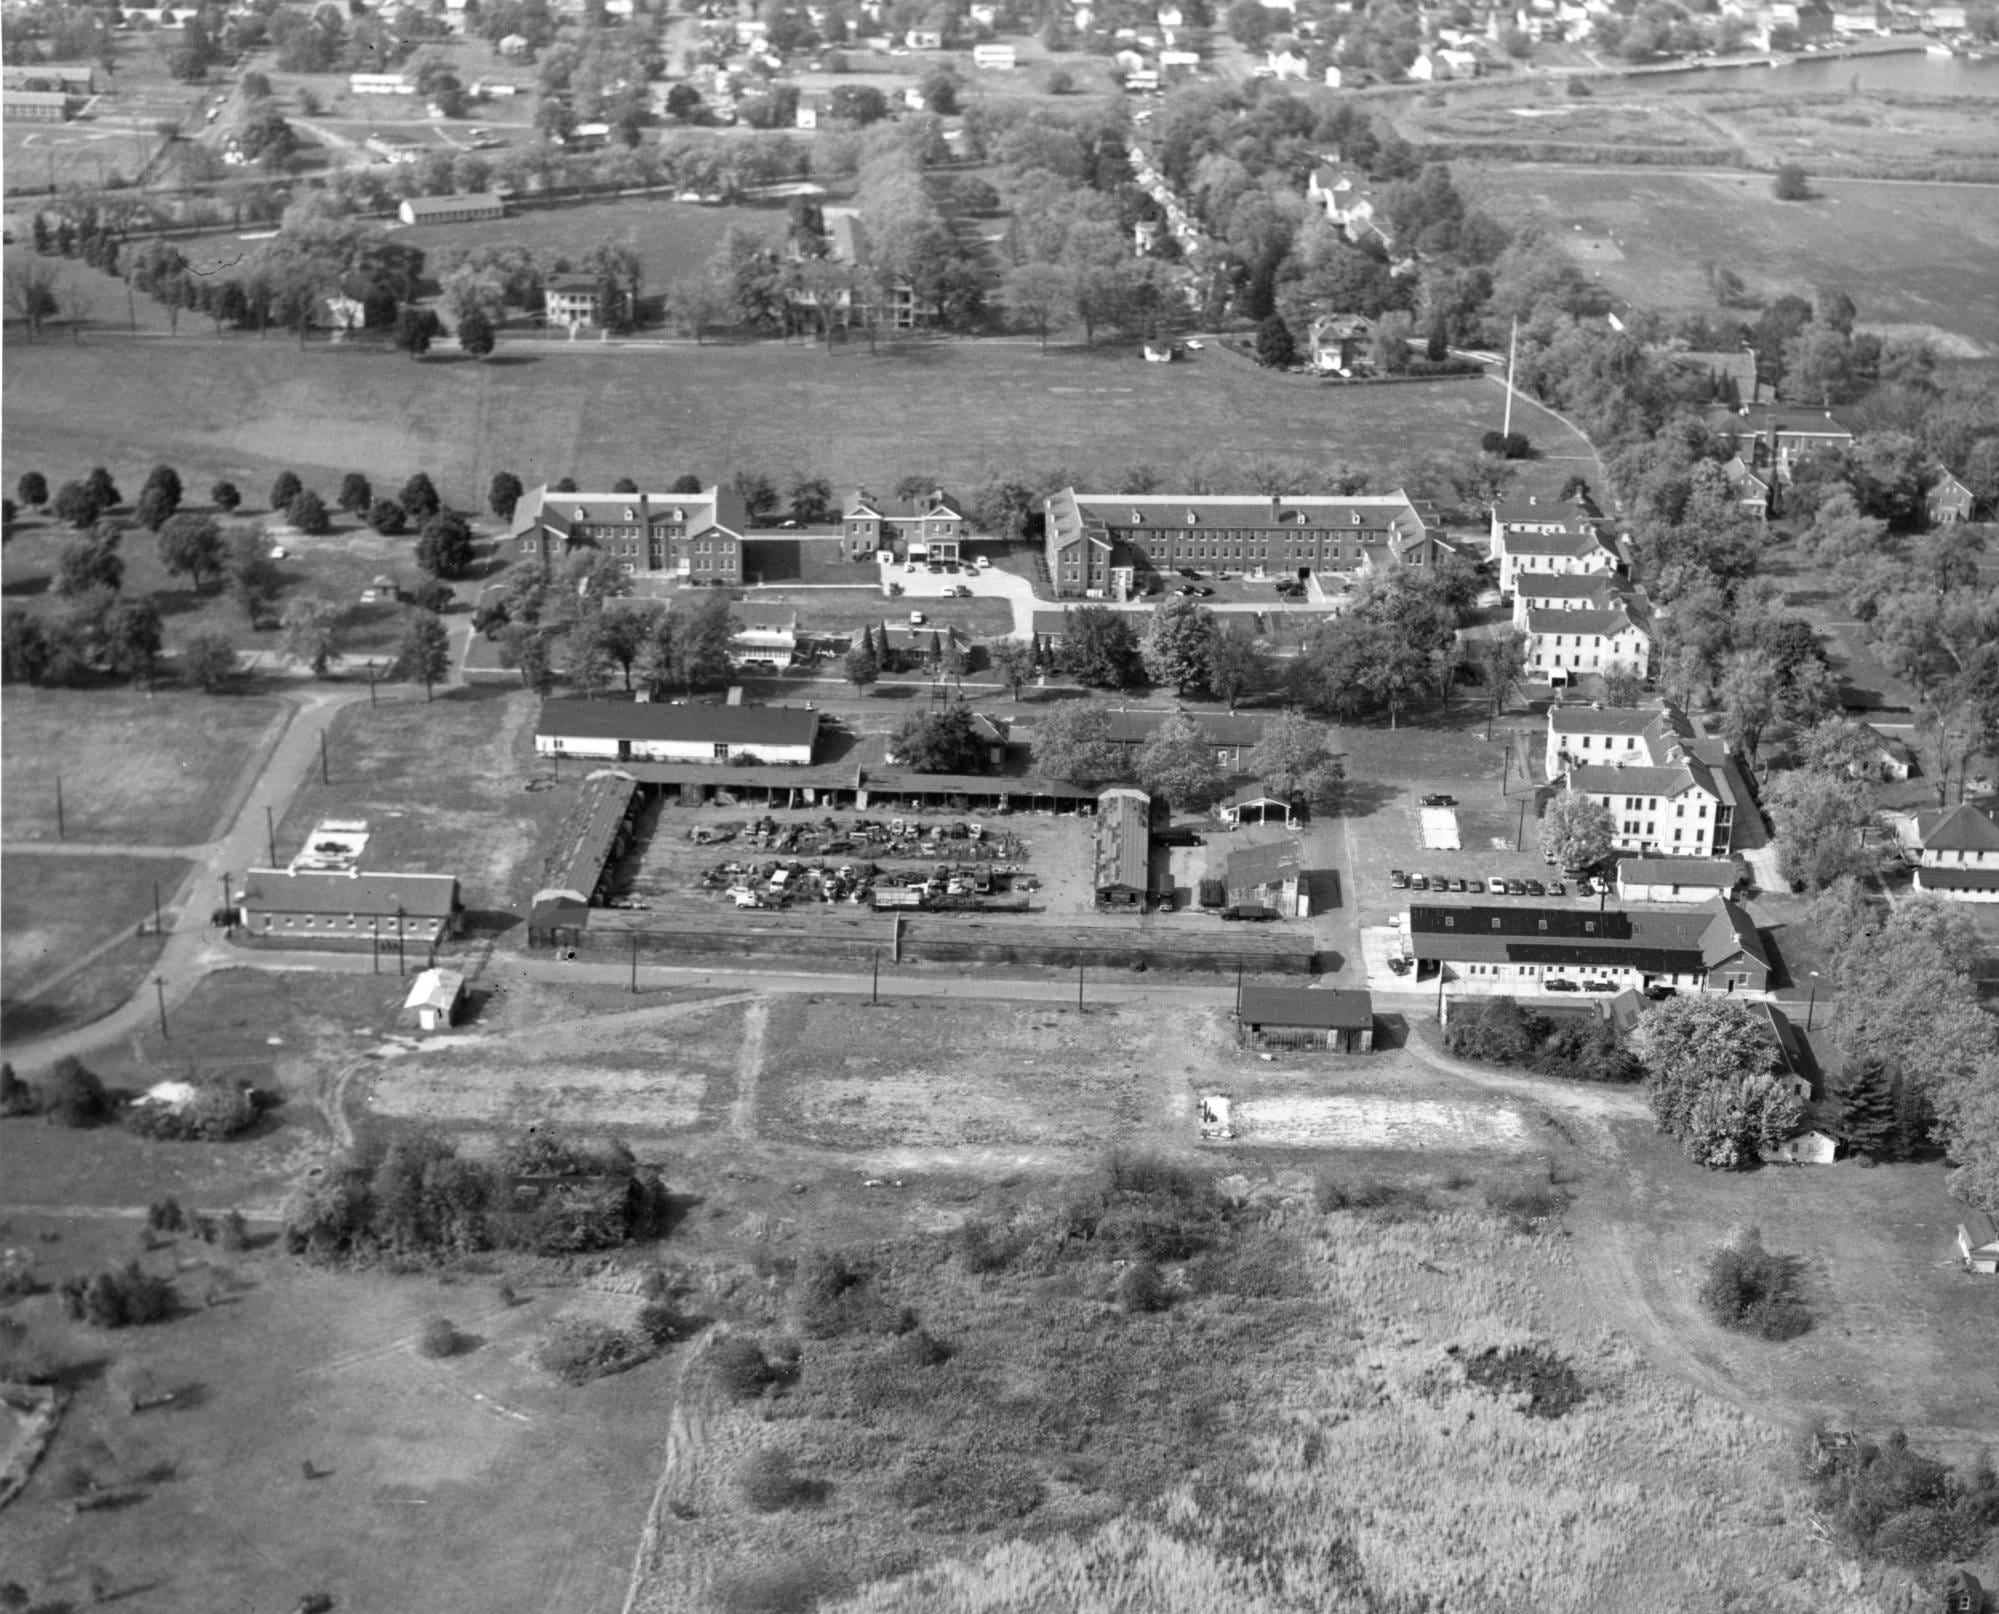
<box><xmin>1391</xmin><ymin>870</ymin><xmax>1574</xmax><ymax>898</ymax></box>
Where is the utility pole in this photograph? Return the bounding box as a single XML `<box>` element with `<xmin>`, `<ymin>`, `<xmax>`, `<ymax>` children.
<box><xmin>1235</xmin><ymin>958</ymin><xmax>1244</xmax><ymax>1016</ymax></box>
<box><xmin>872</xmin><ymin>948</ymin><xmax>880</xmax><ymax>1006</ymax></box>
<box><xmin>1077</xmin><ymin>960</ymin><xmax>1084</xmax><ymax>1010</ymax></box>
<box><xmin>1502</xmin><ymin>316</ymin><xmax>1518</xmax><ymax>441</ymax></box>
<box><xmin>265</xmin><ymin>805</ymin><xmax>278</xmax><ymax>867</ymax></box>
<box><xmin>55</xmin><ymin>774</ymin><xmax>65</xmax><ymax>840</ymax></box>
<box><xmin>320</xmin><ymin>730</ymin><xmax>329</xmax><ymax>785</ymax></box>
<box><xmin>629</xmin><ymin>934</ymin><xmax>638</xmax><ymax>994</ymax></box>
<box><xmin>154</xmin><ymin>976</ymin><xmax>169</xmax><ymax>1040</ymax></box>
<box><xmin>1436</xmin><ymin>966</ymin><xmax>1446</xmax><ymax>1022</ymax></box>
<box><xmin>220</xmin><ymin>874</ymin><xmax>233</xmax><ymax>932</ymax></box>
<box><xmin>1515</xmin><ymin>797</ymin><xmax>1526</xmax><ymax>852</ymax></box>
<box><xmin>369</xmin><ymin>669</ymin><xmax>378</xmax><ymax>707</ymax></box>
<box><xmin>396</xmin><ymin>906</ymin><xmax>405</xmax><ymax>977</ymax></box>
<box><xmin>153</xmin><ymin>882</ymin><xmax>163</xmax><ymax>937</ymax></box>
<box><xmin>371</xmin><ymin>917</ymin><xmax>379</xmax><ymax>973</ymax></box>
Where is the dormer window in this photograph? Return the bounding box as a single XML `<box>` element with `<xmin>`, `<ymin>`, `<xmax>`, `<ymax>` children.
<box><xmin>1491</xmin><ymin>917</ymin><xmax>1501</xmax><ymax>930</ymax></box>
<box><xmin>1350</xmin><ymin>512</ymin><xmax>1361</xmax><ymax>525</ymax></box>
<box><xmin>623</xmin><ymin>506</ymin><xmax>636</xmax><ymax>520</ymax></box>
<box><xmin>1131</xmin><ymin>510</ymin><xmax>1143</xmax><ymax>524</ymax></box>
<box><xmin>673</xmin><ymin>507</ymin><xmax>685</xmax><ymax>521</ymax></box>
<box><xmin>573</xmin><ymin>507</ymin><xmax>587</xmax><ymax>520</ymax></box>
<box><xmin>1185</xmin><ymin>510</ymin><xmax>1198</xmax><ymax>525</ymax></box>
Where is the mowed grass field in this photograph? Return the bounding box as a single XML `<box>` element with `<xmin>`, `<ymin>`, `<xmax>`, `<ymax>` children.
<box><xmin>0</xmin><ymin>851</ymin><xmax>188</xmax><ymax>1041</ymax></box>
<box><xmin>1</xmin><ymin>342</ymin><xmax>1569</xmax><ymax>522</ymax></box>
<box><xmin>1470</xmin><ymin>164</ymin><xmax>1999</xmax><ymax>354</ymax></box>
<box><xmin>271</xmin><ymin>685</ymin><xmax>564</xmax><ymax>912</ymax></box>
<box><xmin>0</xmin><ymin>687</ymin><xmax>287</xmax><ymax>844</ymax></box>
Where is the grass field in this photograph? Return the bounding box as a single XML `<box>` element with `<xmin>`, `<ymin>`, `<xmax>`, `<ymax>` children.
<box><xmin>0</xmin><ymin>687</ymin><xmax>286</xmax><ymax>844</ymax></box>
<box><xmin>0</xmin><ymin>852</ymin><xmax>188</xmax><ymax>1042</ymax></box>
<box><xmin>1</xmin><ymin>342</ymin><xmax>1578</xmax><ymax>525</ymax></box>
<box><xmin>270</xmin><ymin>685</ymin><xmax>563</xmax><ymax>910</ymax></box>
<box><xmin>1469</xmin><ymin>164</ymin><xmax>1999</xmax><ymax>354</ymax></box>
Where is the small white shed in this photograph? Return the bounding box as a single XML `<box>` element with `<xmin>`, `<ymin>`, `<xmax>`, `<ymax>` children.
<box><xmin>404</xmin><ymin>967</ymin><xmax>466</xmax><ymax>1032</ymax></box>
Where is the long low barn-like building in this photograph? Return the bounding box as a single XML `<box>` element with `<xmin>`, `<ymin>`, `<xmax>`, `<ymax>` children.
<box><xmin>1407</xmin><ymin>898</ymin><xmax>1769</xmax><ymax>996</ymax></box>
<box><xmin>536</xmin><ymin>699</ymin><xmax>820</xmax><ymax>766</ymax></box>
<box><xmin>238</xmin><ymin>868</ymin><xmax>459</xmax><ymax>951</ymax></box>
<box><xmin>1095</xmin><ymin>787</ymin><xmax>1153</xmax><ymax>907</ymax></box>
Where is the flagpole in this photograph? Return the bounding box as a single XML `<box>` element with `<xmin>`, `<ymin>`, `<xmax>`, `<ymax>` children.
<box><xmin>1502</xmin><ymin>317</ymin><xmax>1518</xmax><ymax>440</ymax></box>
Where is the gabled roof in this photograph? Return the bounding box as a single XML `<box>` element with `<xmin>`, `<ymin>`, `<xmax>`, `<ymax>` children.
<box><xmin>1408</xmin><ymin>898</ymin><xmax>1758</xmax><ymax>975</ymax></box>
<box><xmin>1617</xmin><ymin>856</ymin><xmax>1743</xmax><ymax>887</ymax></box>
<box><xmin>1095</xmin><ymin>787</ymin><xmax>1152</xmax><ymax>891</ymax></box>
<box><xmin>1568</xmin><ymin>763</ymin><xmax>1714</xmax><ymax>798</ymax></box>
<box><xmin>404</xmin><ymin>967</ymin><xmax>466</xmax><ymax>1013</ymax></box>
<box><xmin>1226</xmin><ymin>838</ymin><xmax>1301</xmax><ymax>889</ymax></box>
<box><xmin>1701</xmin><ymin>900</ymin><xmax>1768</xmax><ymax>970</ymax></box>
<box><xmin>1504</xmin><ymin>530</ymin><xmax>1616</xmax><ymax>558</ymax></box>
<box><xmin>1962</xmin><ymin>1210</ymin><xmax>1999</xmax><ymax>1252</ymax></box>
<box><xmin>1239</xmin><ymin>986</ymin><xmax>1371</xmax><ymax>1029</ymax></box>
<box><xmin>537</xmin><ymin>698</ymin><xmax>819</xmax><ymax>749</ymax></box>
<box><xmin>1524</xmin><ymin>607</ymin><xmax>1643</xmax><ymax>638</ymax></box>
<box><xmin>1915</xmin><ymin>803</ymin><xmax>1999</xmax><ymax>854</ymax></box>
<box><xmin>1517</xmin><ymin>574</ymin><xmax>1624</xmax><ymax>603</ymax></box>
<box><xmin>1226</xmin><ymin>780</ymin><xmax>1291</xmax><ymax>808</ymax></box>
<box><xmin>241</xmin><ymin>868</ymin><xmax>458</xmax><ymax>919</ymax></box>
<box><xmin>1918</xmin><ymin>866</ymin><xmax>1999</xmax><ymax>891</ymax></box>
<box><xmin>1550</xmin><ymin>703</ymin><xmax>1694</xmax><ymax>742</ymax></box>
<box><xmin>398</xmin><ymin>192</ymin><xmax>507</xmax><ymax>220</ymax></box>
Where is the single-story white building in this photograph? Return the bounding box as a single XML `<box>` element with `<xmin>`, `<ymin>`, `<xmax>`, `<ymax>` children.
<box><xmin>1761</xmin><ymin>1127</ymin><xmax>1840</xmax><ymax>1166</ymax></box>
<box><xmin>404</xmin><ymin>967</ymin><xmax>466</xmax><ymax>1031</ymax></box>
<box><xmin>535</xmin><ymin>698</ymin><xmax>820</xmax><ymax>766</ymax></box>
<box><xmin>1615</xmin><ymin>856</ymin><xmax>1745</xmax><ymax>904</ymax></box>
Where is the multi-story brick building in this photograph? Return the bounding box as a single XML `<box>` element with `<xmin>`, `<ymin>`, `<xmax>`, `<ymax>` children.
<box><xmin>1042</xmin><ymin>489</ymin><xmax>1431</xmax><ymax>600</ymax></box>
<box><xmin>508</xmin><ymin>483</ymin><xmax>750</xmax><ymax>585</ymax></box>
<box><xmin>840</xmin><ymin>487</ymin><xmax>966</xmax><ymax>563</ymax></box>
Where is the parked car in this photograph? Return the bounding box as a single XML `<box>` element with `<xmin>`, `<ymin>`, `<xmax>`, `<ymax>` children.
<box><xmin>909</xmin><ymin>610</ymin><xmax>925</xmax><ymax>626</ymax></box>
<box><xmin>1450</xmin><ymin>878</ymin><xmax>1467</xmax><ymax>893</ymax></box>
<box><xmin>1505</xmin><ymin>879</ymin><xmax>1527</xmax><ymax>896</ymax></box>
<box><xmin>1546</xmin><ymin>979</ymin><xmax>1579</xmax><ymax>992</ymax></box>
<box><xmin>1420</xmin><ymin>794</ymin><xmax>1457</xmax><ymax>809</ymax></box>
<box><xmin>1177</xmin><ymin>585</ymin><xmax>1198</xmax><ymax>596</ymax></box>
<box><xmin>1643</xmin><ymin>984</ymin><xmax>1677</xmax><ymax>1000</ymax></box>
<box><xmin>943</xmin><ymin>560</ymin><xmax>959</xmax><ymax>573</ymax></box>
<box><xmin>1526</xmin><ymin>880</ymin><xmax>1546</xmax><ymax>897</ymax></box>
<box><xmin>1430</xmin><ymin>873</ymin><xmax>1449</xmax><ymax>891</ymax></box>
<box><xmin>950</xmin><ymin>584</ymin><xmax>972</xmax><ymax>598</ymax></box>
<box><xmin>1582</xmin><ymin>980</ymin><xmax>1617</xmax><ymax>993</ymax></box>
<box><xmin>1465</xmin><ymin>878</ymin><xmax>1484</xmax><ymax>894</ymax></box>
<box><xmin>1547</xmin><ymin>880</ymin><xmax>1566</xmax><ymax>897</ymax></box>
<box><xmin>1488</xmin><ymin>871</ymin><xmax>1509</xmax><ymax>891</ymax></box>
<box><xmin>975</xmin><ymin>556</ymin><xmax>992</xmax><ymax>570</ymax></box>
<box><xmin>1178</xmin><ymin>568</ymin><xmax>1200</xmax><ymax>580</ymax></box>
<box><xmin>1387</xmin><ymin>956</ymin><xmax>1410</xmax><ymax>975</ymax></box>
<box><xmin>1197</xmin><ymin>587</ymin><xmax>1215</xmax><ymax>597</ymax></box>
<box><xmin>1410</xmin><ymin>873</ymin><xmax>1429</xmax><ymax>890</ymax></box>
<box><xmin>1390</xmin><ymin>869</ymin><xmax>1409</xmax><ymax>889</ymax></box>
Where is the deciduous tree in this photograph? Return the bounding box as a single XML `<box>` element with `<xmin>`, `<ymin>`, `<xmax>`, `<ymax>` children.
<box><xmin>51</xmin><ymin>480</ymin><xmax>107</xmax><ymax>531</ymax></box>
<box><xmin>56</xmin><ymin>525</ymin><xmax>124</xmax><ymax>597</ymax></box>
<box><xmin>1632</xmin><ymin>996</ymin><xmax>1802</xmax><ymax>1170</ymax></box>
<box><xmin>337</xmin><ymin>473</ymin><xmax>373</xmax><ymax>516</ymax></box>
<box><xmin>1027</xmin><ymin>701</ymin><xmax>1124</xmax><ymax>786</ymax></box>
<box><xmin>269</xmin><ymin>470</ymin><xmax>302</xmax><ymax>512</ymax></box>
<box><xmin>155</xmin><ymin>513</ymin><xmax>224</xmax><ymax>591</ymax></box>
<box><xmin>181</xmin><ymin>631</ymin><xmax>240</xmax><ymax>692</ymax></box>
<box><xmin>844</xmin><ymin>634</ymin><xmax>880</xmax><ymax>696</ymax></box>
<box><xmin>1538</xmin><ymin>788</ymin><xmax>1614</xmax><ymax>871</ymax></box>
<box><xmin>288</xmin><ymin>489</ymin><xmax>332</xmax><ymax>536</ymax></box>
<box><xmin>400</xmin><ymin>473</ymin><xmax>442</xmax><ymax>521</ymax></box>
<box><xmin>1135</xmin><ymin>711</ymin><xmax>1225</xmax><ymax>811</ymax></box>
<box><xmin>281</xmin><ymin>595</ymin><xmax>345</xmax><ymax>677</ymax></box>
<box><xmin>1141</xmin><ymin>596</ymin><xmax>1216</xmax><ymax>696</ymax></box>
<box><xmin>1245</xmin><ymin>709</ymin><xmax>1346</xmax><ymax>811</ymax></box>
<box><xmin>891</xmin><ymin>704</ymin><xmax>988</xmax><ymax>773</ymax></box>
<box><xmin>489</xmin><ymin>471</ymin><xmax>525</xmax><ymax>522</ymax></box>
<box><xmin>228</xmin><ymin>530</ymin><xmax>282</xmax><ymax>626</ymax></box>
<box><xmin>1062</xmin><ymin>606</ymin><xmax>1144</xmax><ymax>690</ymax></box>
<box><xmin>394</xmin><ymin>610</ymin><xmax>451</xmax><ymax>698</ymax></box>
<box><xmin>415</xmin><ymin>512</ymin><xmax>474</xmax><ymax>578</ymax></box>
<box><xmin>990</xmin><ymin>639</ymin><xmax>1039</xmax><ymax>700</ymax></box>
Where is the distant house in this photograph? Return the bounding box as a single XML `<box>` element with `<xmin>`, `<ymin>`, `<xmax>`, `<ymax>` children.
<box><xmin>1308</xmin><ymin>312</ymin><xmax>1370</xmax><ymax>375</ymax></box>
<box><xmin>1721</xmin><ymin>455</ymin><xmax>1772</xmax><ymax>520</ymax></box>
<box><xmin>1225</xmin><ymin>838</ymin><xmax>1306</xmax><ymax>916</ymax></box>
<box><xmin>1094</xmin><ymin>788</ymin><xmax>1152</xmax><ymax>907</ymax></box>
<box><xmin>1615</xmin><ymin>856</ymin><xmax>1746</xmax><ymax>903</ymax></box>
<box><xmin>403</xmin><ymin>967</ymin><xmax>466</xmax><ymax>1031</ymax></box>
<box><xmin>971</xmin><ymin>41</ymin><xmax>1016</xmax><ymax>67</ymax></box>
<box><xmin>544</xmin><ymin>271</ymin><xmax>604</xmax><ymax>328</ymax></box>
<box><xmin>350</xmin><ymin>72</ymin><xmax>415</xmax><ymax>94</ymax></box>
<box><xmin>1909</xmin><ymin>802</ymin><xmax>1999</xmax><ymax>902</ymax></box>
<box><xmin>238</xmin><ymin>869</ymin><xmax>460</xmax><ymax>952</ymax></box>
<box><xmin>1763</xmin><ymin>1126</ymin><xmax>1840</xmax><ymax>1165</ymax></box>
<box><xmin>1926</xmin><ymin>468</ymin><xmax>1978</xmax><ymax>525</ymax></box>
<box><xmin>1238</xmin><ymin>986</ymin><xmax>1374</xmax><ymax>1052</ymax></box>
<box><xmin>535</xmin><ymin>699</ymin><xmax>821</xmax><ymax>766</ymax></box>
<box><xmin>398</xmin><ymin>192</ymin><xmax>507</xmax><ymax>226</ymax></box>
<box><xmin>1854</xmin><ymin>722</ymin><xmax>1914</xmax><ymax>783</ymax></box>
<box><xmin>364</xmin><ymin>131</ymin><xmax>423</xmax><ymax>164</ymax></box>
<box><xmin>2</xmin><ymin>64</ymin><xmax>94</xmax><ymax>93</ymax></box>
<box><xmin>905</xmin><ymin>24</ymin><xmax>943</xmax><ymax>46</ymax></box>
<box><xmin>727</xmin><ymin>604</ymin><xmax>799</xmax><ymax>670</ymax></box>
<box><xmin>1957</xmin><ymin>1211</ymin><xmax>1999</xmax><ymax>1274</ymax></box>
<box><xmin>1142</xmin><ymin>340</ymin><xmax>1176</xmax><ymax>362</ymax></box>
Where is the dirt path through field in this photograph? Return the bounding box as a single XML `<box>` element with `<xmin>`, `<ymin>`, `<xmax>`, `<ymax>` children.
<box><xmin>730</xmin><ymin>999</ymin><xmax>767</xmax><ymax>1138</ymax></box>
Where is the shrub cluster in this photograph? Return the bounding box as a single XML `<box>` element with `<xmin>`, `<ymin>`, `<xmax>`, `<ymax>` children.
<box><xmin>34</xmin><ymin>1056</ymin><xmax>115</xmax><ymax>1127</ymax></box>
<box><xmin>417</xmin><ymin>1317</ymin><xmax>461</xmax><ymax>1359</ymax></box>
<box><xmin>736</xmin><ymin>1447</ymin><xmax>821</xmax><ymax>1512</ymax></box>
<box><xmin>534</xmin><ymin>1319</ymin><xmax>654</xmax><ymax>1385</ymax></box>
<box><xmin>705</xmin><ymin>1335</ymin><xmax>791</xmax><ymax>1403</ymax></box>
<box><xmin>1698</xmin><ymin>1228</ymin><xmax>1811</xmax><ymax>1341</ymax></box>
<box><xmin>1484</xmin><ymin>1184</ymin><xmax>1573</xmax><ymax>1232</ymax></box>
<box><xmin>1804</xmin><ymin>1427</ymin><xmax>1999</xmax><ymax>1568</ymax></box>
<box><xmin>283</xmin><ymin>1129</ymin><xmax>671</xmax><ymax>1263</ymax></box>
<box><xmin>1454</xmin><ymin>1344</ymin><xmax>1586</xmax><ymax>1420</ymax></box>
<box><xmin>60</xmin><ymin>1261</ymin><xmax>177</xmax><ymax>1328</ymax></box>
<box><xmin>124</xmin><ymin>1078</ymin><xmax>259</xmax><ymax>1141</ymax></box>
<box><xmin>1315</xmin><ymin>1175</ymin><xmax>1437</xmax><ymax>1220</ymax></box>
<box><xmin>1445</xmin><ymin>995</ymin><xmax>1641</xmax><ymax>1083</ymax></box>
<box><xmin>1063</xmin><ymin>1151</ymin><xmax>1225</xmax><ymax>1262</ymax></box>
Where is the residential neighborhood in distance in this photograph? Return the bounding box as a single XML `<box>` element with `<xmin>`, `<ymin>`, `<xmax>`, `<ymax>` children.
<box><xmin>4</xmin><ymin>3</ymin><xmax>1997</xmax><ymax>1608</ymax></box>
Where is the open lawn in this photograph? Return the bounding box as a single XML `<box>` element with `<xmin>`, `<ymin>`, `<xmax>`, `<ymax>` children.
<box><xmin>270</xmin><ymin>685</ymin><xmax>562</xmax><ymax>911</ymax></box>
<box><xmin>1</xmin><ymin>343</ymin><xmax>1581</xmax><ymax>523</ymax></box>
<box><xmin>1469</xmin><ymin>164</ymin><xmax>1999</xmax><ymax>355</ymax></box>
<box><xmin>0</xmin><ymin>687</ymin><xmax>287</xmax><ymax>844</ymax></box>
<box><xmin>0</xmin><ymin>852</ymin><xmax>187</xmax><ymax>1042</ymax></box>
